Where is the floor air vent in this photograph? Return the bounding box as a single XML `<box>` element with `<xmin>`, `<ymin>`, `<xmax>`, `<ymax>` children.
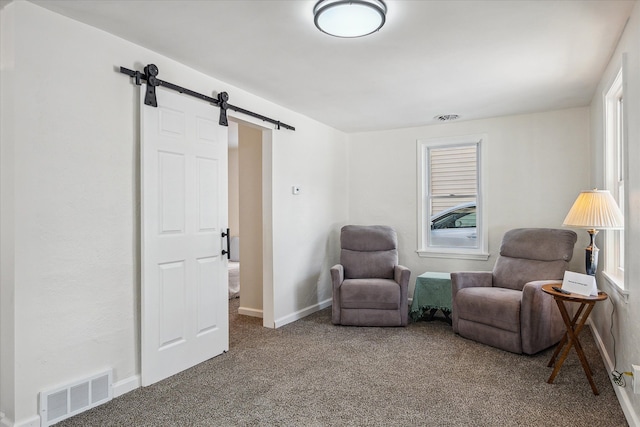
<box><xmin>39</xmin><ymin>370</ymin><xmax>112</xmax><ymax>426</ymax></box>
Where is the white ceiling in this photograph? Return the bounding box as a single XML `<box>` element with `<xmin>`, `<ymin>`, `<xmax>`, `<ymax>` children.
<box><xmin>28</xmin><ymin>0</ymin><xmax>636</xmax><ymax>132</ymax></box>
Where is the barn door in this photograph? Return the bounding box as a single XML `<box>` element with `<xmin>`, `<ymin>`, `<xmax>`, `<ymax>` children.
<box><xmin>141</xmin><ymin>86</ymin><xmax>229</xmax><ymax>386</ymax></box>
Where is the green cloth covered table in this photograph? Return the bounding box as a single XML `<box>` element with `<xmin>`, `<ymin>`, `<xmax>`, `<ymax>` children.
<box><xmin>410</xmin><ymin>272</ymin><xmax>452</xmax><ymax>324</ymax></box>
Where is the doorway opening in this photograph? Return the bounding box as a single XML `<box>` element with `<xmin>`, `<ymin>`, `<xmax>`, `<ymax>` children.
<box><xmin>227</xmin><ymin>119</ymin><xmax>274</xmax><ymax>328</ymax></box>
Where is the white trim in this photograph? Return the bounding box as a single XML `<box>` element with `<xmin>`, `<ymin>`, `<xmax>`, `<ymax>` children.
<box><xmin>274</xmin><ymin>298</ymin><xmax>332</xmax><ymax>328</ymax></box>
<box><xmin>603</xmin><ymin>61</ymin><xmax>626</xmax><ymax>290</ymax></box>
<box><xmin>417</xmin><ymin>250</ymin><xmax>490</xmax><ymax>261</ymax></box>
<box><xmin>602</xmin><ymin>271</ymin><xmax>630</xmax><ymax>303</ymax></box>
<box><xmin>9</xmin><ymin>416</ymin><xmax>39</xmax><ymax>427</ymax></box>
<box><xmin>416</xmin><ymin>134</ymin><xmax>489</xmax><ymax>259</ymax></box>
<box><xmin>588</xmin><ymin>319</ymin><xmax>640</xmax><ymax>427</ymax></box>
<box><xmin>113</xmin><ymin>375</ymin><xmax>140</xmax><ymax>397</ymax></box>
<box><xmin>238</xmin><ymin>306</ymin><xmax>264</xmax><ymax>318</ymax></box>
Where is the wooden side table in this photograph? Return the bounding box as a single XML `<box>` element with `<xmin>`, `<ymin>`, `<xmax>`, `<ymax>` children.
<box><xmin>542</xmin><ymin>283</ymin><xmax>608</xmax><ymax>395</ymax></box>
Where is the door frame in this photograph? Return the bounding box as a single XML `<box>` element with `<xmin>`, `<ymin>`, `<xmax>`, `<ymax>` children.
<box><xmin>227</xmin><ymin>114</ymin><xmax>275</xmax><ymax>329</ymax></box>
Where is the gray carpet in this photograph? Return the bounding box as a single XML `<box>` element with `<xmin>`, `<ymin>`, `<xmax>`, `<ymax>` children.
<box><xmin>57</xmin><ymin>300</ymin><xmax>628</xmax><ymax>426</ymax></box>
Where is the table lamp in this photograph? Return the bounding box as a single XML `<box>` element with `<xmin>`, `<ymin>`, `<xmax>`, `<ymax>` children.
<box><xmin>562</xmin><ymin>189</ymin><xmax>624</xmax><ymax>275</ymax></box>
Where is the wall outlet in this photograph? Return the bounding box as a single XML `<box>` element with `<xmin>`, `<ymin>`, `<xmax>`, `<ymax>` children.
<box><xmin>633</xmin><ymin>365</ymin><xmax>640</xmax><ymax>394</ymax></box>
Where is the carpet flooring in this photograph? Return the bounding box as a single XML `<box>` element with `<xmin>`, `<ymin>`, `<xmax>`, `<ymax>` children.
<box><xmin>57</xmin><ymin>300</ymin><xmax>628</xmax><ymax>426</ymax></box>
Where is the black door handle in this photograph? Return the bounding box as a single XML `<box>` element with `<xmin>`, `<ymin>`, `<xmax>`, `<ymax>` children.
<box><xmin>221</xmin><ymin>228</ymin><xmax>230</xmax><ymax>260</ymax></box>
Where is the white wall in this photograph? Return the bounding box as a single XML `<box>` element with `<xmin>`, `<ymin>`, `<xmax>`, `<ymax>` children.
<box><xmin>1</xmin><ymin>2</ymin><xmax>16</xmax><ymax>425</ymax></box>
<box><xmin>347</xmin><ymin>107</ymin><xmax>591</xmax><ymax>280</ymax></box>
<box><xmin>270</xmin><ymin>119</ymin><xmax>348</xmax><ymax>326</ymax></box>
<box><xmin>0</xmin><ymin>1</ymin><xmax>348</xmax><ymax>425</ymax></box>
<box><xmin>589</xmin><ymin>2</ymin><xmax>640</xmax><ymax>424</ymax></box>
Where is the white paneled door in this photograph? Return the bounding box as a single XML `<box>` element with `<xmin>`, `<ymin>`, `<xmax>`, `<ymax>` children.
<box><xmin>141</xmin><ymin>86</ymin><xmax>229</xmax><ymax>386</ymax></box>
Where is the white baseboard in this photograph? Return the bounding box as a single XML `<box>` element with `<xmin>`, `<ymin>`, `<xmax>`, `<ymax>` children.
<box><xmin>238</xmin><ymin>306</ymin><xmax>263</xmax><ymax>318</ymax></box>
<box><xmin>113</xmin><ymin>374</ymin><xmax>140</xmax><ymax>398</ymax></box>
<box><xmin>274</xmin><ymin>298</ymin><xmax>332</xmax><ymax>328</ymax></box>
<box><xmin>10</xmin><ymin>415</ymin><xmax>39</xmax><ymax>427</ymax></box>
<box><xmin>588</xmin><ymin>319</ymin><xmax>640</xmax><ymax>427</ymax></box>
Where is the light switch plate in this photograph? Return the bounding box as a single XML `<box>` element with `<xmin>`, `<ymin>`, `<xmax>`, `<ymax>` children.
<box><xmin>292</xmin><ymin>186</ymin><xmax>301</xmax><ymax>195</ymax></box>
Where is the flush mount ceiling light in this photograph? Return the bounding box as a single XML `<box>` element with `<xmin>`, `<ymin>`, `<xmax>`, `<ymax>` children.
<box><xmin>314</xmin><ymin>0</ymin><xmax>387</xmax><ymax>38</ymax></box>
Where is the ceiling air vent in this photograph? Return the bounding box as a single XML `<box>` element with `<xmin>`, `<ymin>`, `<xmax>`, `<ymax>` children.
<box><xmin>434</xmin><ymin>114</ymin><xmax>460</xmax><ymax>122</ymax></box>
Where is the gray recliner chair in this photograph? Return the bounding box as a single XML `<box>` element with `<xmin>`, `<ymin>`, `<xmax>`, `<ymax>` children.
<box><xmin>331</xmin><ymin>225</ymin><xmax>411</xmax><ymax>326</ymax></box>
<box><xmin>451</xmin><ymin>228</ymin><xmax>577</xmax><ymax>354</ymax></box>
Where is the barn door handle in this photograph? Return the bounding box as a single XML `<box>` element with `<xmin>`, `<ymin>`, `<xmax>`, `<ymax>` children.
<box><xmin>221</xmin><ymin>228</ymin><xmax>230</xmax><ymax>260</ymax></box>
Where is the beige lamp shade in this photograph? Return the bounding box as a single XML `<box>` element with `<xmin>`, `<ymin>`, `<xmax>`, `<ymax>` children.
<box><xmin>563</xmin><ymin>189</ymin><xmax>624</xmax><ymax>229</ymax></box>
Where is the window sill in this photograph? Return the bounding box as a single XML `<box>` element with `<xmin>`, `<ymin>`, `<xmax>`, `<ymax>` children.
<box><xmin>416</xmin><ymin>250</ymin><xmax>490</xmax><ymax>261</ymax></box>
<box><xmin>601</xmin><ymin>271</ymin><xmax>629</xmax><ymax>303</ymax></box>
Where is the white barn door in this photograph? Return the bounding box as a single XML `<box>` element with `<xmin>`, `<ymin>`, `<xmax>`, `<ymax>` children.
<box><xmin>141</xmin><ymin>86</ymin><xmax>229</xmax><ymax>386</ymax></box>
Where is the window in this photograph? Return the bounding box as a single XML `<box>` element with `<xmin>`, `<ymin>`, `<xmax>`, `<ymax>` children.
<box><xmin>417</xmin><ymin>135</ymin><xmax>488</xmax><ymax>260</ymax></box>
<box><xmin>604</xmin><ymin>68</ymin><xmax>625</xmax><ymax>289</ymax></box>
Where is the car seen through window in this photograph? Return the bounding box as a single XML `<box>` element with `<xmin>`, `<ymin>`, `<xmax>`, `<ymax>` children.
<box><xmin>430</xmin><ymin>202</ymin><xmax>477</xmax><ymax>247</ymax></box>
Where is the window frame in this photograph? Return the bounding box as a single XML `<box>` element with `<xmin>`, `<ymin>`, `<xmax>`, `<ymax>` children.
<box><xmin>603</xmin><ymin>65</ymin><xmax>627</xmax><ymax>293</ymax></box>
<box><xmin>416</xmin><ymin>134</ymin><xmax>489</xmax><ymax>260</ymax></box>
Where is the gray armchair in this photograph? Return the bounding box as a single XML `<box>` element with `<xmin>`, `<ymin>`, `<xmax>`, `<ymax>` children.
<box><xmin>331</xmin><ymin>225</ymin><xmax>411</xmax><ymax>326</ymax></box>
<box><xmin>451</xmin><ymin>228</ymin><xmax>577</xmax><ymax>354</ymax></box>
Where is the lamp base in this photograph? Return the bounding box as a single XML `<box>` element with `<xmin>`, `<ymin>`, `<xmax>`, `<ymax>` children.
<box><xmin>585</xmin><ymin>229</ymin><xmax>599</xmax><ymax>276</ymax></box>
